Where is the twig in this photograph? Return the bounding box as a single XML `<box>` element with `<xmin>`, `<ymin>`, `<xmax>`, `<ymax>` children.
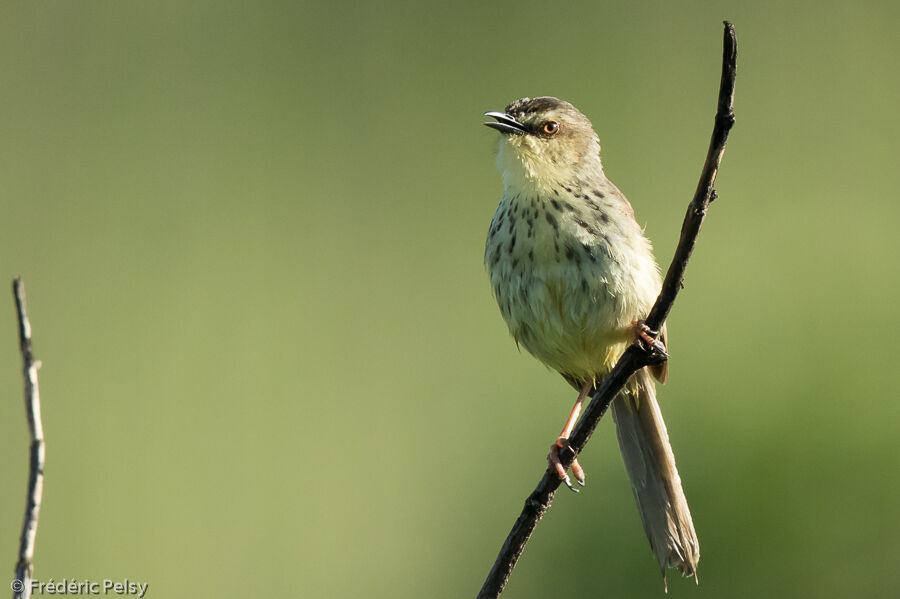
<box><xmin>476</xmin><ymin>21</ymin><xmax>737</xmax><ymax>599</ymax></box>
<box><xmin>12</xmin><ymin>278</ymin><xmax>45</xmax><ymax>599</ymax></box>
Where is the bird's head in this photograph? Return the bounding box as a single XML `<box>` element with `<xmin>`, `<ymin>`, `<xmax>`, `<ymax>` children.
<box><xmin>484</xmin><ymin>96</ymin><xmax>602</xmax><ymax>190</ymax></box>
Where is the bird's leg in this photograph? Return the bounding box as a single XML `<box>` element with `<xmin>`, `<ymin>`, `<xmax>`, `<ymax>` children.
<box><xmin>632</xmin><ymin>320</ymin><xmax>668</xmax><ymax>358</ymax></box>
<box><xmin>548</xmin><ymin>381</ymin><xmax>592</xmax><ymax>491</ymax></box>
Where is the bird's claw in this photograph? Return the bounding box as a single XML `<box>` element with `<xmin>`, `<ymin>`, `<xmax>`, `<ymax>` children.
<box><xmin>549</xmin><ymin>438</ymin><xmax>586</xmax><ymax>493</ymax></box>
<box><xmin>633</xmin><ymin>320</ymin><xmax>668</xmax><ymax>360</ymax></box>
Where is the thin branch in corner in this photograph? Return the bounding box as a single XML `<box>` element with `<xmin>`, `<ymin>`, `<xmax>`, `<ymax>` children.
<box><xmin>476</xmin><ymin>21</ymin><xmax>737</xmax><ymax>599</ymax></box>
<box><xmin>12</xmin><ymin>278</ymin><xmax>45</xmax><ymax>599</ymax></box>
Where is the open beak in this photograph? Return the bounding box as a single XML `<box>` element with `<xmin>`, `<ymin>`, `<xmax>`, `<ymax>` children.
<box><xmin>484</xmin><ymin>111</ymin><xmax>527</xmax><ymax>135</ymax></box>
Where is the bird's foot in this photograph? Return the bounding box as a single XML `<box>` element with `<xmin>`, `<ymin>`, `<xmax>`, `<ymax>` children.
<box><xmin>632</xmin><ymin>320</ymin><xmax>668</xmax><ymax>362</ymax></box>
<box><xmin>548</xmin><ymin>437</ymin><xmax>585</xmax><ymax>493</ymax></box>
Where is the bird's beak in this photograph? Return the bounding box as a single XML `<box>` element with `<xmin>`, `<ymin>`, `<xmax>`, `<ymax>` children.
<box><xmin>484</xmin><ymin>111</ymin><xmax>527</xmax><ymax>135</ymax></box>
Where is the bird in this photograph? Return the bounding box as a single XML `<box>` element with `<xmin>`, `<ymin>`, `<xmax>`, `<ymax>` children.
<box><xmin>483</xmin><ymin>96</ymin><xmax>699</xmax><ymax>581</ymax></box>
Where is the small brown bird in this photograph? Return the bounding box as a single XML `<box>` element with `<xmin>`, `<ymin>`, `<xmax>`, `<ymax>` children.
<box><xmin>484</xmin><ymin>97</ymin><xmax>699</xmax><ymax>580</ymax></box>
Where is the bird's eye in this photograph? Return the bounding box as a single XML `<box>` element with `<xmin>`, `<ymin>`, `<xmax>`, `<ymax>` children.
<box><xmin>542</xmin><ymin>121</ymin><xmax>560</xmax><ymax>136</ymax></box>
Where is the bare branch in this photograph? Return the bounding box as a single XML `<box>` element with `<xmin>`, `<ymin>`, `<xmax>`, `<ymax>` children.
<box><xmin>477</xmin><ymin>21</ymin><xmax>737</xmax><ymax>598</ymax></box>
<box><xmin>12</xmin><ymin>278</ymin><xmax>45</xmax><ymax>599</ymax></box>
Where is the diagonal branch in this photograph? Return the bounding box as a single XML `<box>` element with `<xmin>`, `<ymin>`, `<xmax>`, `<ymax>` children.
<box><xmin>12</xmin><ymin>278</ymin><xmax>46</xmax><ymax>599</ymax></box>
<box><xmin>476</xmin><ymin>21</ymin><xmax>737</xmax><ymax>599</ymax></box>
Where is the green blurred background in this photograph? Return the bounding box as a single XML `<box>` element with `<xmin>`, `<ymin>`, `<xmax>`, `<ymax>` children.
<box><xmin>2</xmin><ymin>1</ymin><xmax>898</xmax><ymax>597</ymax></box>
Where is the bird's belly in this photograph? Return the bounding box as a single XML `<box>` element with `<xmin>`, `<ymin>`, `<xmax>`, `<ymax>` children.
<box><xmin>500</xmin><ymin>258</ymin><xmax>631</xmax><ymax>381</ymax></box>
<box><xmin>486</xmin><ymin>192</ymin><xmax>661</xmax><ymax>382</ymax></box>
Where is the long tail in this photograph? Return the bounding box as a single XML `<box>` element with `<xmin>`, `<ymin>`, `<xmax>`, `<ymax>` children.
<box><xmin>610</xmin><ymin>368</ymin><xmax>699</xmax><ymax>582</ymax></box>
